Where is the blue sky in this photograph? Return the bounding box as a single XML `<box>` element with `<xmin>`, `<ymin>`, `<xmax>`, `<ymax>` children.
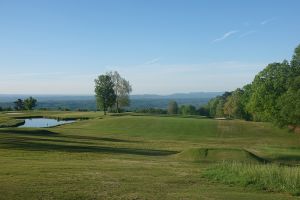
<box><xmin>0</xmin><ymin>0</ymin><xmax>299</xmax><ymax>94</ymax></box>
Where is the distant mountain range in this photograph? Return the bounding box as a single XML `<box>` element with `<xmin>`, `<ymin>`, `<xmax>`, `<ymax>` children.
<box><xmin>0</xmin><ymin>92</ymin><xmax>223</xmax><ymax>102</ymax></box>
<box><xmin>131</xmin><ymin>92</ymin><xmax>223</xmax><ymax>99</ymax></box>
<box><xmin>0</xmin><ymin>92</ymin><xmax>223</xmax><ymax>110</ymax></box>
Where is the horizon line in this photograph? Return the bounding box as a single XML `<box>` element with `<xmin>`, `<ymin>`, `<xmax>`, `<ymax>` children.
<box><xmin>0</xmin><ymin>91</ymin><xmax>225</xmax><ymax>96</ymax></box>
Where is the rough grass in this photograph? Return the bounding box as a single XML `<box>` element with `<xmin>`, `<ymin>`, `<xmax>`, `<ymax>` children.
<box><xmin>203</xmin><ymin>162</ymin><xmax>300</xmax><ymax>196</ymax></box>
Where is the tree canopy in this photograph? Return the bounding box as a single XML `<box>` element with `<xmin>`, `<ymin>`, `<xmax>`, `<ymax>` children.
<box><xmin>14</xmin><ymin>99</ymin><xmax>24</xmax><ymax>111</ymax></box>
<box><xmin>107</xmin><ymin>71</ymin><xmax>132</xmax><ymax>112</ymax></box>
<box><xmin>24</xmin><ymin>97</ymin><xmax>37</xmax><ymax>110</ymax></box>
<box><xmin>94</xmin><ymin>75</ymin><xmax>116</xmax><ymax>115</ymax></box>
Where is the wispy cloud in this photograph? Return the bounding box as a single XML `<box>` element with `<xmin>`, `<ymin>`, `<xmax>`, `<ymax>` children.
<box><xmin>261</xmin><ymin>18</ymin><xmax>276</xmax><ymax>25</ymax></box>
<box><xmin>143</xmin><ymin>57</ymin><xmax>161</xmax><ymax>65</ymax></box>
<box><xmin>239</xmin><ymin>30</ymin><xmax>257</xmax><ymax>38</ymax></box>
<box><xmin>212</xmin><ymin>30</ymin><xmax>239</xmax><ymax>43</ymax></box>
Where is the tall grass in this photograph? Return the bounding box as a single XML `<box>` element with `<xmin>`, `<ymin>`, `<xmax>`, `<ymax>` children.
<box><xmin>203</xmin><ymin>162</ymin><xmax>300</xmax><ymax>196</ymax></box>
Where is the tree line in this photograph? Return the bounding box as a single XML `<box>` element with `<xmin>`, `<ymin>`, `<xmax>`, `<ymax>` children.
<box><xmin>136</xmin><ymin>101</ymin><xmax>199</xmax><ymax>115</ymax></box>
<box><xmin>200</xmin><ymin>44</ymin><xmax>300</xmax><ymax>130</ymax></box>
<box><xmin>0</xmin><ymin>97</ymin><xmax>38</xmax><ymax>111</ymax></box>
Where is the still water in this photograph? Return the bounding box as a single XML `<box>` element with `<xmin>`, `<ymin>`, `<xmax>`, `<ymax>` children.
<box><xmin>18</xmin><ymin>118</ymin><xmax>75</xmax><ymax>128</ymax></box>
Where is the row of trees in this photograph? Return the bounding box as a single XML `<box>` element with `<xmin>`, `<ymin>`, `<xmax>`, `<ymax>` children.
<box><xmin>135</xmin><ymin>102</ymin><xmax>199</xmax><ymax>116</ymax></box>
<box><xmin>202</xmin><ymin>44</ymin><xmax>300</xmax><ymax>129</ymax></box>
<box><xmin>167</xmin><ymin>101</ymin><xmax>198</xmax><ymax>115</ymax></box>
<box><xmin>94</xmin><ymin>71</ymin><xmax>132</xmax><ymax>115</ymax></box>
<box><xmin>13</xmin><ymin>97</ymin><xmax>37</xmax><ymax>111</ymax></box>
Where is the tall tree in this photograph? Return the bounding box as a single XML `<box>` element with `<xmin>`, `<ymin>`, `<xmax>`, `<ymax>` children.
<box><xmin>14</xmin><ymin>99</ymin><xmax>24</xmax><ymax>111</ymax></box>
<box><xmin>107</xmin><ymin>71</ymin><xmax>132</xmax><ymax>112</ymax></box>
<box><xmin>24</xmin><ymin>97</ymin><xmax>37</xmax><ymax>110</ymax></box>
<box><xmin>94</xmin><ymin>75</ymin><xmax>116</xmax><ymax>115</ymax></box>
<box><xmin>223</xmin><ymin>89</ymin><xmax>244</xmax><ymax>119</ymax></box>
<box><xmin>291</xmin><ymin>44</ymin><xmax>300</xmax><ymax>73</ymax></box>
<box><xmin>247</xmin><ymin>61</ymin><xmax>291</xmax><ymax>121</ymax></box>
<box><xmin>167</xmin><ymin>101</ymin><xmax>178</xmax><ymax>114</ymax></box>
<box><xmin>276</xmin><ymin>76</ymin><xmax>300</xmax><ymax>129</ymax></box>
<box><xmin>206</xmin><ymin>98</ymin><xmax>219</xmax><ymax>117</ymax></box>
<box><xmin>223</xmin><ymin>95</ymin><xmax>234</xmax><ymax>118</ymax></box>
<box><xmin>240</xmin><ymin>84</ymin><xmax>253</xmax><ymax>120</ymax></box>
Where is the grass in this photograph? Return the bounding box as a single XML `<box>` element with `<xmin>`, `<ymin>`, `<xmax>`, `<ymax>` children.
<box><xmin>256</xmin><ymin>147</ymin><xmax>300</xmax><ymax>164</ymax></box>
<box><xmin>0</xmin><ymin>116</ymin><xmax>24</xmax><ymax>128</ymax></box>
<box><xmin>0</xmin><ymin>111</ymin><xmax>299</xmax><ymax>199</ymax></box>
<box><xmin>203</xmin><ymin>162</ymin><xmax>300</xmax><ymax>196</ymax></box>
<box><xmin>176</xmin><ymin>148</ymin><xmax>263</xmax><ymax>163</ymax></box>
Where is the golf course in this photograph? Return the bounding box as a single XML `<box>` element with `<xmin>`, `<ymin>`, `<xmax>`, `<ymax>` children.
<box><xmin>0</xmin><ymin>111</ymin><xmax>299</xmax><ymax>200</ymax></box>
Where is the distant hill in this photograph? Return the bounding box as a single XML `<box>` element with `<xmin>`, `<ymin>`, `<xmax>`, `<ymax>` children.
<box><xmin>131</xmin><ymin>92</ymin><xmax>223</xmax><ymax>99</ymax></box>
<box><xmin>0</xmin><ymin>92</ymin><xmax>223</xmax><ymax>110</ymax></box>
<box><xmin>0</xmin><ymin>95</ymin><xmax>94</xmax><ymax>102</ymax></box>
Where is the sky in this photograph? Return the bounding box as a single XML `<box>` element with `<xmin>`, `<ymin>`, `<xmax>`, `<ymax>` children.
<box><xmin>0</xmin><ymin>0</ymin><xmax>300</xmax><ymax>95</ymax></box>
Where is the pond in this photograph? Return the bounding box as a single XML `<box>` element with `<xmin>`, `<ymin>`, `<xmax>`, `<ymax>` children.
<box><xmin>18</xmin><ymin>118</ymin><xmax>75</xmax><ymax>128</ymax></box>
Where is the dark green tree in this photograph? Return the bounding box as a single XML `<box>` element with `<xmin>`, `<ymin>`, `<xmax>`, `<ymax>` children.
<box><xmin>276</xmin><ymin>76</ymin><xmax>300</xmax><ymax>129</ymax></box>
<box><xmin>291</xmin><ymin>44</ymin><xmax>300</xmax><ymax>73</ymax></box>
<box><xmin>197</xmin><ymin>106</ymin><xmax>209</xmax><ymax>116</ymax></box>
<box><xmin>207</xmin><ymin>92</ymin><xmax>231</xmax><ymax>118</ymax></box>
<box><xmin>94</xmin><ymin>75</ymin><xmax>116</xmax><ymax>115</ymax></box>
<box><xmin>247</xmin><ymin>61</ymin><xmax>291</xmax><ymax>121</ymax></box>
<box><xmin>240</xmin><ymin>84</ymin><xmax>253</xmax><ymax>120</ymax></box>
<box><xmin>24</xmin><ymin>97</ymin><xmax>37</xmax><ymax>110</ymax></box>
<box><xmin>167</xmin><ymin>101</ymin><xmax>178</xmax><ymax>114</ymax></box>
<box><xmin>179</xmin><ymin>105</ymin><xmax>197</xmax><ymax>115</ymax></box>
<box><xmin>14</xmin><ymin>99</ymin><xmax>24</xmax><ymax>111</ymax></box>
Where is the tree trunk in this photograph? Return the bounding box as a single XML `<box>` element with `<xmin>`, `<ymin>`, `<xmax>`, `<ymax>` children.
<box><xmin>116</xmin><ymin>100</ymin><xmax>119</xmax><ymax>113</ymax></box>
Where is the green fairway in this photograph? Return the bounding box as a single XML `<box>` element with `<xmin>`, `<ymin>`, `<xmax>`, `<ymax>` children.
<box><xmin>0</xmin><ymin>111</ymin><xmax>299</xmax><ymax>199</ymax></box>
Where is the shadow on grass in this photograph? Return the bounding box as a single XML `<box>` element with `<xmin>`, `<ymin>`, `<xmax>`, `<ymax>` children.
<box><xmin>0</xmin><ymin>140</ymin><xmax>178</xmax><ymax>156</ymax></box>
<box><xmin>61</xmin><ymin>134</ymin><xmax>136</xmax><ymax>143</ymax></box>
<box><xmin>273</xmin><ymin>155</ymin><xmax>300</xmax><ymax>162</ymax></box>
<box><xmin>0</xmin><ymin>129</ymin><xmax>58</xmax><ymax>136</ymax></box>
<box><xmin>0</xmin><ymin>129</ymin><xmax>135</xmax><ymax>143</ymax></box>
<box><xmin>0</xmin><ymin>129</ymin><xmax>177</xmax><ymax>156</ymax></box>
